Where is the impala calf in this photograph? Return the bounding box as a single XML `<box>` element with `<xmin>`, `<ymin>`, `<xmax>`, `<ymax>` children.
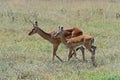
<box><xmin>54</xmin><ymin>27</ymin><xmax>97</xmax><ymax>67</ymax></box>
<box><xmin>28</xmin><ymin>21</ymin><xmax>85</xmax><ymax>62</ymax></box>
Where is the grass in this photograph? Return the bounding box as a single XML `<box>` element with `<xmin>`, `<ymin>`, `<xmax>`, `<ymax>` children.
<box><xmin>0</xmin><ymin>0</ymin><xmax>120</xmax><ymax>80</ymax></box>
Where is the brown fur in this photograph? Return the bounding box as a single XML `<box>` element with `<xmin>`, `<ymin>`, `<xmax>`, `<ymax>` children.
<box><xmin>28</xmin><ymin>21</ymin><xmax>83</xmax><ymax>62</ymax></box>
<box><xmin>55</xmin><ymin>27</ymin><xmax>97</xmax><ymax>67</ymax></box>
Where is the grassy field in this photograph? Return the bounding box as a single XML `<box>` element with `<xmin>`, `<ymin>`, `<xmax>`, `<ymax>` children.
<box><xmin>0</xmin><ymin>0</ymin><xmax>120</xmax><ymax>80</ymax></box>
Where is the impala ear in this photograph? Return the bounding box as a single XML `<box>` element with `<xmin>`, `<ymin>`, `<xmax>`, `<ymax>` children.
<box><xmin>35</xmin><ymin>21</ymin><xmax>38</xmax><ymax>26</ymax></box>
<box><xmin>58</xmin><ymin>26</ymin><xmax>61</xmax><ymax>30</ymax></box>
<box><xmin>61</xmin><ymin>27</ymin><xmax>63</xmax><ymax>31</ymax></box>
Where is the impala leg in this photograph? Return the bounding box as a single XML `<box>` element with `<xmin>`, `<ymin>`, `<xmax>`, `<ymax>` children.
<box><xmin>68</xmin><ymin>50</ymin><xmax>76</xmax><ymax>60</ymax></box>
<box><xmin>91</xmin><ymin>45</ymin><xmax>97</xmax><ymax>67</ymax></box>
<box><xmin>88</xmin><ymin>48</ymin><xmax>96</xmax><ymax>67</ymax></box>
<box><xmin>91</xmin><ymin>39</ymin><xmax>97</xmax><ymax>67</ymax></box>
<box><xmin>77</xmin><ymin>46</ymin><xmax>85</xmax><ymax>61</ymax></box>
<box><xmin>52</xmin><ymin>44</ymin><xmax>56</xmax><ymax>61</ymax></box>
<box><xmin>73</xmin><ymin>50</ymin><xmax>76</xmax><ymax>58</ymax></box>
<box><xmin>68</xmin><ymin>49</ymin><xmax>73</xmax><ymax>61</ymax></box>
<box><xmin>85</xmin><ymin>43</ymin><xmax>97</xmax><ymax>67</ymax></box>
<box><xmin>71</xmin><ymin>46</ymin><xmax>85</xmax><ymax>61</ymax></box>
<box><xmin>70</xmin><ymin>49</ymin><xmax>76</xmax><ymax>59</ymax></box>
<box><xmin>53</xmin><ymin>44</ymin><xmax>63</xmax><ymax>62</ymax></box>
<box><xmin>74</xmin><ymin>50</ymin><xmax>79</xmax><ymax>60</ymax></box>
<box><xmin>71</xmin><ymin>49</ymin><xmax>79</xmax><ymax>60</ymax></box>
<box><xmin>72</xmin><ymin>49</ymin><xmax>81</xmax><ymax>61</ymax></box>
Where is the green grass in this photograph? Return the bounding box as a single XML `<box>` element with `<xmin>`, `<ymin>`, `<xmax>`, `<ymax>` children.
<box><xmin>0</xmin><ymin>0</ymin><xmax>120</xmax><ymax>80</ymax></box>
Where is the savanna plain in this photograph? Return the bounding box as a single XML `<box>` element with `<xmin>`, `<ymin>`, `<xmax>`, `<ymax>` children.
<box><xmin>0</xmin><ymin>0</ymin><xmax>120</xmax><ymax>80</ymax></box>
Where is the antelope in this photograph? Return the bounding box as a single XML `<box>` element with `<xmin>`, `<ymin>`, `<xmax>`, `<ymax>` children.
<box><xmin>54</xmin><ymin>27</ymin><xmax>97</xmax><ymax>67</ymax></box>
<box><xmin>28</xmin><ymin>21</ymin><xmax>85</xmax><ymax>62</ymax></box>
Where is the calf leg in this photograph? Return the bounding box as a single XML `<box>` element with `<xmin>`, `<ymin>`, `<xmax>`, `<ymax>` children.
<box><xmin>72</xmin><ymin>46</ymin><xmax>85</xmax><ymax>61</ymax></box>
<box><xmin>85</xmin><ymin>44</ymin><xmax>97</xmax><ymax>67</ymax></box>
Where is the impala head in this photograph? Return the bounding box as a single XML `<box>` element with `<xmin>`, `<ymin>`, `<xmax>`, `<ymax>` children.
<box><xmin>54</xmin><ymin>26</ymin><xmax>64</xmax><ymax>38</ymax></box>
<box><xmin>28</xmin><ymin>21</ymin><xmax>39</xmax><ymax>35</ymax></box>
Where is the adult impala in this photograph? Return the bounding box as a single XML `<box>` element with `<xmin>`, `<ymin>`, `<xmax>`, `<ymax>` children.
<box><xmin>28</xmin><ymin>21</ymin><xmax>84</xmax><ymax>62</ymax></box>
<box><xmin>54</xmin><ymin>27</ymin><xmax>97</xmax><ymax>67</ymax></box>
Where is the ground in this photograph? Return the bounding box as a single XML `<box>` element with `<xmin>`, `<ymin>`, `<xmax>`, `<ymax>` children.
<box><xmin>0</xmin><ymin>0</ymin><xmax>120</xmax><ymax>80</ymax></box>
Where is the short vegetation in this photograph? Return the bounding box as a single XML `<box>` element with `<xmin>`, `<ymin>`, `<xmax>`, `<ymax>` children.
<box><xmin>0</xmin><ymin>0</ymin><xmax>120</xmax><ymax>80</ymax></box>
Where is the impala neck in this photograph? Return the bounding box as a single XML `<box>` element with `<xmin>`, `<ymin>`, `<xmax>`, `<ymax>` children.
<box><xmin>37</xmin><ymin>28</ymin><xmax>54</xmax><ymax>43</ymax></box>
<box><xmin>59</xmin><ymin>33</ymin><xmax>68</xmax><ymax>46</ymax></box>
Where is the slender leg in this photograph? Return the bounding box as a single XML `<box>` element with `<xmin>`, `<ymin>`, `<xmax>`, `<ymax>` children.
<box><xmin>52</xmin><ymin>44</ymin><xmax>56</xmax><ymax>61</ymax></box>
<box><xmin>69</xmin><ymin>49</ymin><xmax>77</xmax><ymax>60</ymax></box>
<box><xmin>88</xmin><ymin>48</ymin><xmax>96</xmax><ymax>67</ymax></box>
<box><xmin>90</xmin><ymin>38</ymin><xmax>97</xmax><ymax>67</ymax></box>
<box><xmin>73</xmin><ymin>50</ymin><xmax>77</xmax><ymax>58</ymax></box>
<box><xmin>73</xmin><ymin>46</ymin><xmax>85</xmax><ymax>61</ymax></box>
<box><xmin>79</xmin><ymin>46</ymin><xmax>85</xmax><ymax>61</ymax></box>
<box><xmin>68</xmin><ymin>50</ymin><xmax>76</xmax><ymax>60</ymax></box>
<box><xmin>91</xmin><ymin>45</ymin><xmax>97</xmax><ymax>67</ymax></box>
<box><xmin>72</xmin><ymin>49</ymin><xmax>81</xmax><ymax>61</ymax></box>
<box><xmin>68</xmin><ymin>49</ymin><xmax>73</xmax><ymax>61</ymax></box>
<box><xmin>84</xmin><ymin>42</ymin><xmax>97</xmax><ymax>67</ymax></box>
<box><xmin>53</xmin><ymin>44</ymin><xmax>63</xmax><ymax>62</ymax></box>
<box><xmin>91</xmin><ymin>54</ymin><xmax>97</xmax><ymax>67</ymax></box>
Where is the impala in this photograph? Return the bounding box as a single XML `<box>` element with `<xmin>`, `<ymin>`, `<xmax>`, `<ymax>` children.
<box><xmin>28</xmin><ymin>21</ymin><xmax>85</xmax><ymax>62</ymax></box>
<box><xmin>54</xmin><ymin>27</ymin><xmax>97</xmax><ymax>67</ymax></box>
